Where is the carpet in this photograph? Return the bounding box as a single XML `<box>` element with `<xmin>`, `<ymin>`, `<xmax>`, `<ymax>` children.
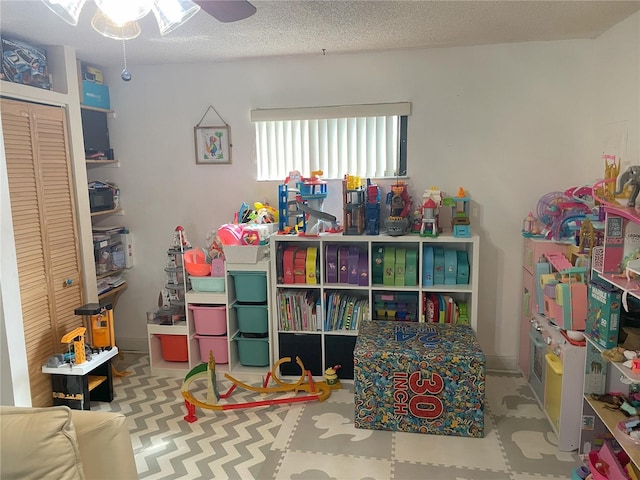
<box><xmin>96</xmin><ymin>354</ymin><xmax>584</xmax><ymax>479</ymax></box>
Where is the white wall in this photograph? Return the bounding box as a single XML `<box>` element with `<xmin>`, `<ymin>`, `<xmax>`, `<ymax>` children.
<box><xmin>589</xmin><ymin>12</ymin><xmax>640</xmax><ymax>181</ymax></box>
<box><xmin>91</xmin><ymin>13</ymin><xmax>638</xmax><ymax>370</ymax></box>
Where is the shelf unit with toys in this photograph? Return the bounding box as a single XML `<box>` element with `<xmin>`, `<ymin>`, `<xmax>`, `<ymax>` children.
<box><xmin>270</xmin><ymin>232</ymin><xmax>479</xmax><ymax>380</ymax></box>
<box><xmin>147</xmin><ymin>227</ymin><xmax>276</xmax><ymax>378</ymax></box>
<box><xmin>579</xmin><ymin>204</ymin><xmax>640</xmax><ymax>471</ymax></box>
<box><xmin>517</xmin><ymin>236</ymin><xmax>589</xmax><ymax>451</ymax></box>
<box><xmin>146</xmin><ymin>245</ymin><xmax>194</xmax><ymax>377</ymax></box>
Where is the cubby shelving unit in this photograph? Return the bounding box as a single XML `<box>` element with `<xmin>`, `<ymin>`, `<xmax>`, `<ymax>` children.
<box><xmin>271</xmin><ymin>232</ymin><xmax>479</xmax><ymax>379</ymax></box>
<box><xmin>148</xmin><ymin>258</ymin><xmax>274</xmax><ymax>378</ymax></box>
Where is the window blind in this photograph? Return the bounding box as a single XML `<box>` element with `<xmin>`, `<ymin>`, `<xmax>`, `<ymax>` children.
<box><xmin>251</xmin><ymin>103</ymin><xmax>411</xmax><ymax>181</ymax></box>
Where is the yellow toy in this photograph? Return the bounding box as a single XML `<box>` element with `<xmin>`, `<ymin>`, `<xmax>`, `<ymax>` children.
<box><xmin>323</xmin><ymin>365</ymin><xmax>341</xmax><ymax>386</ymax></box>
<box><xmin>603</xmin><ymin>154</ymin><xmax>620</xmax><ymax>200</ymax></box>
<box><xmin>61</xmin><ymin>327</ymin><xmax>86</xmax><ymax>364</ymax></box>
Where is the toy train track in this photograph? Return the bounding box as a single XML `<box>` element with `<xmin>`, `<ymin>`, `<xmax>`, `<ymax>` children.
<box><xmin>181</xmin><ymin>356</ymin><xmax>338</xmax><ymax>422</ymax></box>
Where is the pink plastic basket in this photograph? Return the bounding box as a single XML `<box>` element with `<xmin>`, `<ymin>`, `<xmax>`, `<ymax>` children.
<box><xmin>194</xmin><ymin>334</ymin><xmax>228</xmax><ymax>364</ymax></box>
<box><xmin>189</xmin><ymin>305</ymin><xmax>226</xmax><ymax>335</ymax></box>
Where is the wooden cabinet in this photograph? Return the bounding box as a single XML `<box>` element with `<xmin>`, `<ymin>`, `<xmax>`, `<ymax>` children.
<box><xmin>271</xmin><ymin>233</ymin><xmax>479</xmax><ymax>379</ymax></box>
<box><xmin>2</xmin><ymin>98</ymin><xmax>85</xmax><ymax>407</ymax></box>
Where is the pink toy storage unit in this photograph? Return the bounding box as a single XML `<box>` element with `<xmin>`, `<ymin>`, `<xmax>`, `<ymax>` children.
<box><xmin>354</xmin><ymin>320</ymin><xmax>485</xmax><ymax>437</ymax></box>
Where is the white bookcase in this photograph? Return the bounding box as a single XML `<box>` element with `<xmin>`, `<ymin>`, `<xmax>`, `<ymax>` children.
<box><xmin>270</xmin><ymin>233</ymin><xmax>479</xmax><ymax>379</ymax></box>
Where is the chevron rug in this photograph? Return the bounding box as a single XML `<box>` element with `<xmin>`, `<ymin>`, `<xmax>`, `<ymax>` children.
<box><xmin>95</xmin><ymin>354</ymin><xmax>584</xmax><ymax>479</ymax></box>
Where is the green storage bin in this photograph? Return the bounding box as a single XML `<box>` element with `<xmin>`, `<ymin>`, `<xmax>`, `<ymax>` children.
<box><xmin>189</xmin><ymin>276</ymin><xmax>225</xmax><ymax>292</ymax></box>
<box><xmin>234</xmin><ymin>333</ymin><xmax>269</xmax><ymax>366</ymax></box>
<box><xmin>229</xmin><ymin>271</ymin><xmax>267</xmax><ymax>303</ymax></box>
<box><xmin>233</xmin><ymin>303</ymin><xmax>269</xmax><ymax>333</ymax></box>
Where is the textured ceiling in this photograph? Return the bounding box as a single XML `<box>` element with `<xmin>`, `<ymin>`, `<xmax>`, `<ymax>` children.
<box><xmin>1</xmin><ymin>0</ymin><xmax>639</xmax><ymax>68</ymax></box>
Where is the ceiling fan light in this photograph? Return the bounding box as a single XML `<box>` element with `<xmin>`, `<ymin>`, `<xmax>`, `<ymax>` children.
<box><xmin>152</xmin><ymin>0</ymin><xmax>201</xmax><ymax>36</ymax></box>
<box><xmin>91</xmin><ymin>9</ymin><xmax>141</xmax><ymax>40</ymax></box>
<box><xmin>41</xmin><ymin>0</ymin><xmax>87</xmax><ymax>26</ymax></box>
<box><xmin>95</xmin><ymin>0</ymin><xmax>153</xmax><ymax>25</ymax></box>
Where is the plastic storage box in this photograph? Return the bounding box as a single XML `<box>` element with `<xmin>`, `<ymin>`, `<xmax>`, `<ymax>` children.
<box><xmin>229</xmin><ymin>271</ymin><xmax>267</xmax><ymax>303</ymax></box>
<box><xmin>223</xmin><ymin>245</ymin><xmax>269</xmax><ymax>264</ymax></box>
<box><xmin>156</xmin><ymin>334</ymin><xmax>188</xmax><ymax>362</ymax></box>
<box><xmin>354</xmin><ymin>321</ymin><xmax>485</xmax><ymax>437</ymax></box>
<box><xmin>189</xmin><ymin>305</ymin><xmax>227</xmax><ymax>335</ymax></box>
<box><xmin>194</xmin><ymin>334</ymin><xmax>229</xmax><ymax>364</ymax></box>
<box><xmin>234</xmin><ymin>333</ymin><xmax>269</xmax><ymax>366</ymax></box>
<box><xmin>234</xmin><ymin>303</ymin><xmax>269</xmax><ymax>333</ymax></box>
<box><xmin>189</xmin><ymin>276</ymin><xmax>225</xmax><ymax>292</ymax></box>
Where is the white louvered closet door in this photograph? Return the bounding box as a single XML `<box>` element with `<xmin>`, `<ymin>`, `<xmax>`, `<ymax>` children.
<box><xmin>2</xmin><ymin>98</ymin><xmax>84</xmax><ymax>407</ymax></box>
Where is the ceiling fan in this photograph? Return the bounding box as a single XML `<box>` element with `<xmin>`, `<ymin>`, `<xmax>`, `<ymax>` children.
<box><xmin>42</xmin><ymin>0</ymin><xmax>256</xmax><ymax>80</ymax></box>
<box><xmin>195</xmin><ymin>0</ymin><xmax>256</xmax><ymax>23</ymax></box>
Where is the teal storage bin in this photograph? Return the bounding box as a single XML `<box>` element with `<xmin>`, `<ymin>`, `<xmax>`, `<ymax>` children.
<box><xmin>82</xmin><ymin>80</ymin><xmax>110</xmax><ymax>109</ymax></box>
<box><xmin>234</xmin><ymin>333</ymin><xmax>269</xmax><ymax>366</ymax></box>
<box><xmin>234</xmin><ymin>303</ymin><xmax>269</xmax><ymax>333</ymax></box>
<box><xmin>229</xmin><ymin>271</ymin><xmax>267</xmax><ymax>303</ymax></box>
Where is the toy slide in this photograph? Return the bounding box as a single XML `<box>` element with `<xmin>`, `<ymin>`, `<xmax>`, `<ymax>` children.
<box><xmin>296</xmin><ymin>201</ymin><xmax>337</xmax><ymax>222</ymax></box>
<box><xmin>181</xmin><ymin>356</ymin><xmax>338</xmax><ymax>423</ymax></box>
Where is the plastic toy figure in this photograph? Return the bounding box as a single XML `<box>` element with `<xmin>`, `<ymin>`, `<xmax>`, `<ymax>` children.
<box><xmin>172</xmin><ymin>226</ymin><xmax>191</xmax><ymax>249</ymax></box>
<box><xmin>385</xmin><ymin>182</ymin><xmax>412</xmax><ymax>236</ymax></box>
<box><xmin>420</xmin><ymin>198</ymin><xmax>438</xmax><ymax>237</ymax></box>
<box><xmin>615</xmin><ymin>165</ymin><xmax>640</xmax><ymax>207</ymax></box>
<box><xmin>365</xmin><ymin>179</ymin><xmax>381</xmax><ymax>235</ymax></box>
<box><xmin>324</xmin><ymin>365</ymin><xmax>341</xmax><ymax>386</ymax></box>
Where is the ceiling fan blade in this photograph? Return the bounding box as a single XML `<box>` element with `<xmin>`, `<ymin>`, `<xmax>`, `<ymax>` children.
<box><xmin>195</xmin><ymin>0</ymin><xmax>256</xmax><ymax>23</ymax></box>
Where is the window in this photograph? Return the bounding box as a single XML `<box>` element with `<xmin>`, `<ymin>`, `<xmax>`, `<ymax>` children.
<box><xmin>251</xmin><ymin>102</ymin><xmax>410</xmax><ymax>181</ymax></box>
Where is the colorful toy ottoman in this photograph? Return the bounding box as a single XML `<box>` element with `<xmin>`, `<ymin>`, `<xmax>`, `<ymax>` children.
<box><xmin>354</xmin><ymin>320</ymin><xmax>485</xmax><ymax>437</ymax></box>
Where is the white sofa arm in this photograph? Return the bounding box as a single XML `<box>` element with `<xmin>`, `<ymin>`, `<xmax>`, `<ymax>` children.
<box><xmin>0</xmin><ymin>406</ymin><xmax>137</xmax><ymax>480</ymax></box>
<box><xmin>71</xmin><ymin>409</ymin><xmax>137</xmax><ymax>480</ymax></box>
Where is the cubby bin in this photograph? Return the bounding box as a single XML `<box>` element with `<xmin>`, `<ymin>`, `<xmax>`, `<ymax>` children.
<box><xmin>190</xmin><ymin>276</ymin><xmax>225</xmax><ymax>292</ymax></box>
<box><xmin>233</xmin><ymin>303</ymin><xmax>269</xmax><ymax>334</ymax></box>
<box><xmin>156</xmin><ymin>334</ymin><xmax>188</xmax><ymax>362</ymax></box>
<box><xmin>277</xmin><ymin>332</ymin><xmax>323</xmax><ymax>376</ymax></box>
<box><xmin>229</xmin><ymin>271</ymin><xmax>267</xmax><ymax>303</ymax></box>
<box><xmin>189</xmin><ymin>305</ymin><xmax>227</xmax><ymax>335</ymax></box>
<box><xmin>194</xmin><ymin>334</ymin><xmax>229</xmax><ymax>364</ymax></box>
<box><xmin>325</xmin><ymin>334</ymin><xmax>357</xmax><ymax>380</ymax></box>
<box><xmin>234</xmin><ymin>333</ymin><xmax>270</xmax><ymax>366</ymax></box>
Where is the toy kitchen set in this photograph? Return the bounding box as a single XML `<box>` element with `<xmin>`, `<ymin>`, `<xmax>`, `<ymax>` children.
<box><xmin>523</xmin><ymin>240</ymin><xmax>589</xmax><ymax>452</ymax></box>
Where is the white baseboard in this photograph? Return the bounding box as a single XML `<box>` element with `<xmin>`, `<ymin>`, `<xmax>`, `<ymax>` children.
<box><xmin>485</xmin><ymin>354</ymin><xmax>518</xmax><ymax>372</ymax></box>
<box><xmin>116</xmin><ymin>337</ymin><xmax>148</xmax><ymax>354</ymax></box>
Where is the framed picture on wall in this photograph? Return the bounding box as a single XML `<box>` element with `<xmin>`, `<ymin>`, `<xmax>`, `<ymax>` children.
<box><xmin>194</xmin><ymin>125</ymin><xmax>231</xmax><ymax>165</ymax></box>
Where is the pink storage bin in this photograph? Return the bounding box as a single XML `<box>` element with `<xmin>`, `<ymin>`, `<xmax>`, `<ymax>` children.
<box><xmin>195</xmin><ymin>334</ymin><xmax>229</xmax><ymax>364</ymax></box>
<box><xmin>189</xmin><ymin>305</ymin><xmax>227</xmax><ymax>335</ymax></box>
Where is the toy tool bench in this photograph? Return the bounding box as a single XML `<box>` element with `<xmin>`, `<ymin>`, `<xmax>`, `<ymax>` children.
<box><xmin>41</xmin><ymin>303</ymin><xmax>118</xmax><ymax>410</ymax></box>
<box><xmin>354</xmin><ymin>320</ymin><xmax>485</xmax><ymax>437</ymax></box>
